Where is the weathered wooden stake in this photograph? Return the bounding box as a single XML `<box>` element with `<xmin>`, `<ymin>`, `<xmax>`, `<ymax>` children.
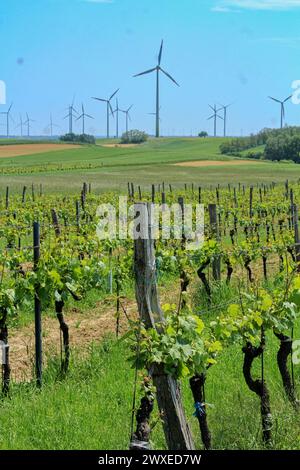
<box><xmin>292</xmin><ymin>204</ymin><xmax>300</xmax><ymax>271</ymax></box>
<box><xmin>208</xmin><ymin>204</ymin><xmax>221</xmax><ymax>281</ymax></box>
<box><xmin>33</xmin><ymin>222</ymin><xmax>42</xmax><ymax>387</ymax></box>
<box><xmin>5</xmin><ymin>186</ymin><xmax>9</xmax><ymax>209</ymax></box>
<box><xmin>133</xmin><ymin>203</ymin><xmax>195</xmax><ymax>450</ymax></box>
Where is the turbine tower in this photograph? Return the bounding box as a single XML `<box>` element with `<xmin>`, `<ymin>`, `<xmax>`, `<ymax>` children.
<box><xmin>47</xmin><ymin>113</ymin><xmax>60</xmax><ymax>137</ymax></box>
<box><xmin>92</xmin><ymin>88</ymin><xmax>119</xmax><ymax>138</ymax></box>
<box><xmin>219</xmin><ymin>102</ymin><xmax>233</xmax><ymax>137</ymax></box>
<box><xmin>16</xmin><ymin>114</ymin><xmax>25</xmax><ymax>137</ymax></box>
<box><xmin>133</xmin><ymin>40</ymin><xmax>179</xmax><ymax>138</ymax></box>
<box><xmin>268</xmin><ymin>95</ymin><xmax>292</xmax><ymax>129</ymax></box>
<box><xmin>121</xmin><ymin>105</ymin><xmax>133</xmax><ymax>133</ymax></box>
<box><xmin>112</xmin><ymin>98</ymin><xmax>123</xmax><ymax>138</ymax></box>
<box><xmin>24</xmin><ymin>113</ymin><xmax>35</xmax><ymax>137</ymax></box>
<box><xmin>207</xmin><ymin>104</ymin><xmax>223</xmax><ymax>137</ymax></box>
<box><xmin>76</xmin><ymin>104</ymin><xmax>94</xmax><ymax>135</ymax></box>
<box><xmin>63</xmin><ymin>96</ymin><xmax>78</xmax><ymax>134</ymax></box>
<box><xmin>0</xmin><ymin>102</ymin><xmax>13</xmax><ymax>137</ymax></box>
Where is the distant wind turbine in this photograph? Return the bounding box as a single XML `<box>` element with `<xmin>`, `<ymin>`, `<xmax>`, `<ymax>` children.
<box><xmin>219</xmin><ymin>102</ymin><xmax>233</xmax><ymax>137</ymax></box>
<box><xmin>47</xmin><ymin>113</ymin><xmax>60</xmax><ymax>137</ymax></box>
<box><xmin>92</xmin><ymin>88</ymin><xmax>119</xmax><ymax>138</ymax></box>
<box><xmin>268</xmin><ymin>95</ymin><xmax>292</xmax><ymax>129</ymax></box>
<box><xmin>76</xmin><ymin>104</ymin><xmax>94</xmax><ymax>135</ymax></box>
<box><xmin>207</xmin><ymin>104</ymin><xmax>223</xmax><ymax>137</ymax></box>
<box><xmin>64</xmin><ymin>96</ymin><xmax>78</xmax><ymax>134</ymax></box>
<box><xmin>16</xmin><ymin>114</ymin><xmax>25</xmax><ymax>137</ymax></box>
<box><xmin>24</xmin><ymin>113</ymin><xmax>35</xmax><ymax>137</ymax></box>
<box><xmin>133</xmin><ymin>40</ymin><xmax>179</xmax><ymax>138</ymax></box>
<box><xmin>112</xmin><ymin>98</ymin><xmax>122</xmax><ymax>138</ymax></box>
<box><xmin>0</xmin><ymin>102</ymin><xmax>14</xmax><ymax>137</ymax></box>
<box><xmin>121</xmin><ymin>104</ymin><xmax>133</xmax><ymax>133</ymax></box>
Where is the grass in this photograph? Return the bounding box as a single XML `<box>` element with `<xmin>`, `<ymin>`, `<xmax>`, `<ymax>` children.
<box><xmin>1</xmin><ymin>137</ymin><xmax>300</xmax><ymax>194</ymax></box>
<box><xmin>1</xmin><ymin>280</ymin><xmax>300</xmax><ymax>450</ymax></box>
<box><xmin>1</xmin><ymin>331</ymin><xmax>300</xmax><ymax>450</ymax></box>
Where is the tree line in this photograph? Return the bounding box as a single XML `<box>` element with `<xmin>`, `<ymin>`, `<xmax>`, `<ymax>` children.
<box><xmin>220</xmin><ymin>126</ymin><xmax>300</xmax><ymax>163</ymax></box>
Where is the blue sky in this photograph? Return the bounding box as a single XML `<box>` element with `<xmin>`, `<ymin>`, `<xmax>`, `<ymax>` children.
<box><xmin>1</xmin><ymin>0</ymin><xmax>300</xmax><ymax>136</ymax></box>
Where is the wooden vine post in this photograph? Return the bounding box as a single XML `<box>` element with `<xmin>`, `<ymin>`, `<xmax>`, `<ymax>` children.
<box><xmin>292</xmin><ymin>204</ymin><xmax>300</xmax><ymax>271</ymax></box>
<box><xmin>33</xmin><ymin>221</ymin><xmax>42</xmax><ymax>387</ymax></box>
<box><xmin>5</xmin><ymin>186</ymin><xmax>9</xmax><ymax>210</ymax></box>
<box><xmin>208</xmin><ymin>203</ymin><xmax>221</xmax><ymax>281</ymax></box>
<box><xmin>133</xmin><ymin>202</ymin><xmax>195</xmax><ymax>450</ymax></box>
<box><xmin>51</xmin><ymin>210</ymin><xmax>70</xmax><ymax>374</ymax></box>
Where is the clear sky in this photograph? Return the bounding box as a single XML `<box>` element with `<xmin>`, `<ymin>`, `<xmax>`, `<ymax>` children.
<box><xmin>1</xmin><ymin>0</ymin><xmax>300</xmax><ymax>137</ymax></box>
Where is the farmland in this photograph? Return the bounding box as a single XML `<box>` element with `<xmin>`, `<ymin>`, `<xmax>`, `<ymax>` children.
<box><xmin>0</xmin><ymin>139</ymin><xmax>300</xmax><ymax>451</ymax></box>
<box><xmin>0</xmin><ymin>137</ymin><xmax>300</xmax><ymax>194</ymax></box>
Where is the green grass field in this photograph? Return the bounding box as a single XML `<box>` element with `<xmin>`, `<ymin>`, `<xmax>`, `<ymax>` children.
<box><xmin>1</xmin><ymin>288</ymin><xmax>299</xmax><ymax>450</ymax></box>
<box><xmin>1</xmin><ymin>137</ymin><xmax>300</xmax><ymax>194</ymax></box>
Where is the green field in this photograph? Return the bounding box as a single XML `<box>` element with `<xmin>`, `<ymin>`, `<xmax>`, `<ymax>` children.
<box><xmin>1</xmin><ymin>137</ymin><xmax>300</xmax><ymax>194</ymax></box>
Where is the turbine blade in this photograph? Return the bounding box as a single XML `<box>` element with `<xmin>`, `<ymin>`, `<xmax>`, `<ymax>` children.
<box><xmin>109</xmin><ymin>88</ymin><xmax>119</xmax><ymax>101</ymax></box>
<box><xmin>133</xmin><ymin>67</ymin><xmax>156</xmax><ymax>77</ymax></box>
<box><xmin>86</xmin><ymin>114</ymin><xmax>94</xmax><ymax>119</ymax></box>
<box><xmin>109</xmin><ymin>102</ymin><xmax>114</xmax><ymax>116</ymax></box>
<box><xmin>159</xmin><ymin>67</ymin><xmax>179</xmax><ymax>86</ymax></box>
<box><xmin>76</xmin><ymin>114</ymin><xmax>83</xmax><ymax>121</ymax></box>
<box><xmin>284</xmin><ymin>95</ymin><xmax>292</xmax><ymax>103</ymax></box>
<box><xmin>92</xmin><ymin>97</ymin><xmax>107</xmax><ymax>103</ymax></box>
<box><xmin>207</xmin><ymin>115</ymin><xmax>214</xmax><ymax>120</ymax></box>
<box><xmin>268</xmin><ymin>96</ymin><xmax>281</xmax><ymax>103</ymax></box>
<box><xmin>127</xmin><ymin>104</ymin><xmax>133</xmax><ymax>112</ymax></box>
<box><xmin>208</xmin><ymin>104</ymin><xmax>215</xmax><ymax>112</ymax></box>
<box><xmin>8</xmin><ymin>102</ymin><xmax>13</xmax><ymax>113</ymax></box>
<box><xmin>158</xmin><ymin>39</ymin><xmax>163</xmax><ymax>65</ymax></box>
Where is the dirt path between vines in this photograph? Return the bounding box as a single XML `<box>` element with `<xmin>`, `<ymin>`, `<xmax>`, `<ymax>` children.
<box><xmin>9</xmin><ymin>283</ymin><xmax>181</xmax><ymax>383</ymax></box>
<box><xmin>9</xmin><ymin>297</ymin><xmax>137</xmax><ymax>382</ymax></box>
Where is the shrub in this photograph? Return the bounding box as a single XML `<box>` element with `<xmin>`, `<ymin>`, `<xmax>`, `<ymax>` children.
<box><xmin>60</xmin><ymin>133</ymin><xmax>95</xmax><ymax>144</ymax></box>
<box><xmin>198</xmin><ymin>131</ymin><xmax>208</xmax><ymax>138</ymax></box>
<box><xmin>244</xmin><ymin>151</ymin><xmax>264</xmax><ymax>160</ymax></box>
<box><xmin>120</xmin><ymin>129</ymin><xmax>148</xmax><ymax>144</ymax></box>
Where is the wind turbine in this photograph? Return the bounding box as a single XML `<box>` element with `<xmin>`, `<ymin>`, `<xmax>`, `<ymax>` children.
<box><xmin>207</xmin><ymin>104</ymin><xmax>223</xmax><ymax>137</ymax></box>
<box><xmin>15</xmin><ymin>114</ymin><xmax>25</xmax><ymax>137</ymax></box>
<box><xmin>112</xmin><ymin>98</ymin><xmax>122</xmax><ymax>138</ymax></box>
<box><xmin>133</xmin><ymin>40</ymin><xmax>179</xmax><ymax>138</ymax></box>
<box><xmin>121</xmin><ymin>105</ymin><xmax>133</xmax><ymax>133</ymax></box>
<box><xmin>64</xmin><ymin>96</ymin><xmax>78</xmax><ymax>134</ymax></box>
<box><xmin>76</xmin><ymin>104</ymin><xmax>94</xmax><ymax>135</ymax></box>
<box><xmin>46</xmin><ymin>113</ymin><xmax>60</xmax><ymax>137</ymax></box>
<box><xmin>268</xmin><ymin>95</ymin><xmax>292</xmax><ymax>129</ymax></box>
<box><xmin>219</xmin><ymin>102</ymin><xmax>233</xmax><ymax>137</ymax></box>
<box><xmin>92</xmin><ymin>88</ymin><xmax>119</xmax><ymax>138</ymax></box>
<box><xmin>0</xmin><ymin>102</ymin><xmax>14</xmax><ymax>137</ymax></box>
<box><xmin>24</xmin><ymin>113</ymin><xmax>35</xmax><ymax>137</ymax></box>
